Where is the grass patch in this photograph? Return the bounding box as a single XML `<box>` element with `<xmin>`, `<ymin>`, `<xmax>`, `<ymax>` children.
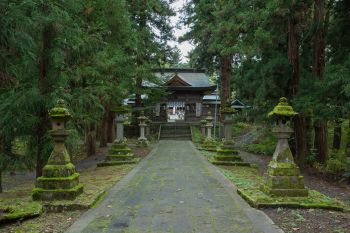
<box><xmin>0</xmin><ymin>198</ymin><xmax>42</xmax><ymax>224</ymax></box>
<box><xmin>221</xmin><ymin>166</ymin><xmax>348</xmax><ymax>211</ymax></box>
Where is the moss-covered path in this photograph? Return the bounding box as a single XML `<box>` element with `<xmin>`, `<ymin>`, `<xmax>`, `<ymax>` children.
<box><xmin>66</xmin><ymin>140</ymin><xmax>282</xmax><ymax>233</ymax></box>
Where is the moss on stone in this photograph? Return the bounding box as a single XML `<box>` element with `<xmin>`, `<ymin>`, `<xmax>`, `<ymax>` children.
<box><xmin>221</xmin><ymin>167</ymin><xmax>347</xmax><ymax>211</ymax></box>
<box><xmin>32</xmin><ymin>184</ymin><xmax>84</xmax><ymax>201</ymax></box>
<box><xmin>0</xmin><ymin>200</ymin><xmax>42</xmax><ymax>223</ymax></box>
<box><xmin>43</xmin><ymin>163</ymin><xmax>76</xmax><ymax>177</ymax></box>
<box><xmin>268</xmin><ymin>97</ymin><xmax>298</xmax><ymax>118</ymax></box>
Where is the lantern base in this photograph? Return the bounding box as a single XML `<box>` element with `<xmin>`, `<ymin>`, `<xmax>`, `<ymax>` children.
<box><xmin>137</xmin><ymin>138</ymin><xmax>149</xmax><ymax>148</ymax></box>
<box><xmin>261</xmin><ymin>161</ymin><xmax>308</xmax><ymax>197</ymax></box>
<box><xmin>210</xmin><ymin>146</ymin><xmax>249</xmax><ymax>166</ymax></box>
<box><xmin>97</xmin><ymin>140</ymin><xmax>137</xmax><ymax>167</ymax></box>
<box><xmin>32</xmin><ymin>184</ymin><xmax>84</xmax><ymax>201</ymax></box>
<box><xmin>32</xmin><ymin>163</ymin><xmax>83</xmax><ymax>201</ymax></box>
<box><xmin>201</xmin><ymin>138</ymin><xmax>219</xmax><ymax>151</ymax></box>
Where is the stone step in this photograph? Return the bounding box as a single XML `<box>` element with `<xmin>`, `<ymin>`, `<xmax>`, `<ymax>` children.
<box><xmin>160</xmin><ymin>134</ymin><xmax>191</xmax><ymax>139</ymax></box>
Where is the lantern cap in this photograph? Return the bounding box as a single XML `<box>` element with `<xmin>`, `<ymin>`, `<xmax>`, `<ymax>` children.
<box><xmin>138</xmin><ymin>110</ymin><xmax>147</xmax><ymax>120</ymax></box>
<box><xmin>49</xmin><ymin>99</ymin><xmax>71</xmax><ymax>118</ymax></box>
<box><xmin>268</xmin><ymin>97</ymin><xmax>297</xmax><ymax>118</ymax></box>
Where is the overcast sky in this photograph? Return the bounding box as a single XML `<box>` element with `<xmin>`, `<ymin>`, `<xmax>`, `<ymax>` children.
<box><xmin>169</xmin><ymin>0</ymin><xmax>193</xmax><ymax>63</ymax></box>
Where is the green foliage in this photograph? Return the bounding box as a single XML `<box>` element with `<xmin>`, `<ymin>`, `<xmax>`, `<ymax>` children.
<box><xmin>243</xmin><ymin>129</ymin><xmax>276</xmax><ymax>156</ymax></box>
<box><xmin>191</xmin><ymin>126</ymin><xmax>202</xmax><ymax>143</ymax></box>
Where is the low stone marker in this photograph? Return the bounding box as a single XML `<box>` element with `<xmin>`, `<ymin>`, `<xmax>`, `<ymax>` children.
<box><xmin>137</xmin><ymin>111</ymin><xmax>149</xmax><ymax>147</ymax></box>
<box><xmin>261</xmin><ymin>97</ymin><xmax>308</xmax><ymax>197</ymax></box>
<box><xmin>98</xmin><ymin>105</ymin><xmax>137</xmax><ymax>167</ymax></box>
<box><xmin>32</xmin><ymin>100</ymin><xmax>83</xmax><ymax>201</ymax></box>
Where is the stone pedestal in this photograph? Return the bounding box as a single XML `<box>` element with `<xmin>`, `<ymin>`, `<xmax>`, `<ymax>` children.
<box><xmin>261</xmin><ymin>97</ymin><xmax>308</xmax><ymax>197</ymax></box>
<box><xmin>146</xmin><ymin>119</ymin><xmax>151</xmax><ymax>138</ymax></box>
<box><xmin>32</xmin><ymin>100</ymin><xmax>83</xmax><ymax>201</ymax></box>
<box><xmin>98</xmin><ymin>107</ymin><xmax>137</xmax><ymax>167</ymax></box>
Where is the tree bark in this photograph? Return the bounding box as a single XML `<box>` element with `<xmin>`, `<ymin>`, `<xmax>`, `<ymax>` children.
<box><xmin>293</xmin><ymin>114</ymin><xmax>308</xmax><ymax>168</ymax></box>
<box><xmin>100</xmin><ymin>108</ymin><xmax>109</xmax><ymax>148</ymax></box>
<box><xmin>312</xmin><ymin>0</ymin><xmax>328</xmax><ymax>163</ymax></box>
<box><xmin>220</xmin><ymin>55</ymin><xmax>232</xmax><ymax>110</ymax></box>
<box><xmin>0</xmin><ymin>170</ymin><xmax>2</xmax><ymax>193</ymax></box>
<box><xmin>287</xmin><ymin>2</ymin><xmax>309</xmax><ymax>167</ymax></box>
<box><xmin>332</xmin><ymin>119</ymin><xmax>342</xmax><ymax>150</ymax></box>
<box><xmin>107</xmin><ymin>110</ymin><xmax>115</xmax><ymax>143</ymax></box>
<box><xmin>287</xmin><ymin>10</ymin><xmax>300</xmax><ymax>97</ymax></box>
<box><xmin>346</xmin><ymin>120</ymin><xmax>350</xmax><ymax>157</ymax></box>
<box><xmin>314</xmin><ymin>120</ymin><xmax>328</xmax><ymax>163</ymax></box>
<box><xmin>85</xmin><ymin>124</ymin><xmax>96</xmax><ymax>157</ymax></box>
<box><xmin>312</xmin><ymin>0</ymin><xmax>325</xmax><ymax>80</ymax></box>
<box><xmin>36</xmin><ymin>6</ymin><xmax>54</xmax><ymax>177</ymax></box>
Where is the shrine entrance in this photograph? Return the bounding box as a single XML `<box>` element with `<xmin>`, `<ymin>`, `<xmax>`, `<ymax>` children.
<box><xmin>167</xmin><ymin>101</ymin><xmax>185</xmax><ymax>122</ymax></box>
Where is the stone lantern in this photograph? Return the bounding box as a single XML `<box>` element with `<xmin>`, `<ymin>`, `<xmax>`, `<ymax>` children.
<box><xmin>137</xmin><ymin>111</ymin><xmax>149</xmax><ymax>147</ymax></box>
<box><xmin>146</xmin><ymin>118</ymin><xmax>152</xmax><ymax>138</ymax></box>
<box><xmin>261</xmin><ymin>97</ymin><xmax>308</xmax><ymax>197</ymax></box>
<box><xmin>98</xmin><ymin>105</ymin><xmax>136</xmax><ymax>167</ymax></box>
<box><xmin>211</xmin><ymin>101</ymin><xmax>248</xmax><ymax>165</ymax></box>
<box><xmin>32</xmin><ymin>100</ymin><xmax>83</xmax><ymax>201</ymax></box>
<box><xmin>201</xmin><ymin>112</ymin><xmax>217</xmax><ymax>151</ymax></box>
<box><xmin>205</xmin><ymin>112</ymin><xmax>213</xmax><ymax>139</ymax></box>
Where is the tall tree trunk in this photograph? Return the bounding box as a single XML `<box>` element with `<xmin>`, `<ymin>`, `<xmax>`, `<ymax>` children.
<box><xmin>346</xmin><ymin>120</ymin><xmax>350</xmax><ymax>157</ymax></box>
<box><xmin>85</xmin><ymin>124</ymin><xmax>96</xmax><ymax>157</ymax></box>
<box><xmin>314</xmin><ymin>120</ymin><xmax>328</xmax><ymax>163</ymax></box>
<box><xmin>100</xmin><ymin>108</ymin><xmax>109</xmax><ymax>148</ymax></box>
<box><xmin>312</xmin><ymin>0</ymin><xmax>325</xmax><ymax>80</ymax></box>
<box><xmin>0</xmin><ymin>170</ymin><xmax>2</xmax><ymax>193</ymax></box>
<box><xmin>36</xmin><ymin>6</ymin><xmax>54</xmax><ymax>177</ymax></box>
<box><xmin>332</xmin><ymin>119</ymin><xmax>342</xmax><ymax>150</ymax></box>
<box><xmin>220</xmin><ymin>55</ymin><xmax>232</xmax><ymax>110</ymax></box>
<box><xmin>287</xmin><ymin>2</ymin><xmax>309</xmax><ymax>167</ymax></box>
<box><xmin>312</xmin><ymin>0</ymin><xmax>328</xmax><ymax>163</ymax></box>
<box><xmin>107</xmin><ymin>110</ymin><xmax>115</xmax><ymax>143</ymax></box>
<box><xmin>294</xmin><ymin>115</ymin><xmax>308</xmax><ymax>168</ymax></box>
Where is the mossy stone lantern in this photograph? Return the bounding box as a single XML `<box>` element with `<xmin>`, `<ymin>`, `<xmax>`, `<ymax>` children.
<box><xmin>32</xmin><ymin>100</ymin><xmax>83</xmax><ymax>201</ymax></box>
<box><xmin>205</xmin><ymin>112</ymin><xmax>214</xmax><ymax>139</ymax></box>
<box><xmin>221</xmin><ymin>100</ymin><xmax>237</xmax><ymax>144</ymax></box>
<box><xmin>261</xmin><ymin>97</ymin><xmax>308</xmax><ymax>197</ymax></box>
<box><xmin>210</xmin><ymin>101</ymin><xmax>247</xmax><ymax>166</ymax></box>
<box><xmin>97</xmin><ymin>105</ymin><xmax>136</xmax><ymax>167</ymax></box>
<box><xmin>137</xmin><ymin>111</ymin><xmax>149</xmax><ymax>147</ymax></box>
<box><xmin>201</xmin><ymin>112</ymin><xmax>217</xmax><ymax>151</ymax></box>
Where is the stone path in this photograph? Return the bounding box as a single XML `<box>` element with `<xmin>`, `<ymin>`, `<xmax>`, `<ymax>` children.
<box><xmin>66</xmin><ymin>140</ymin><xmax>282</xmax><ymax>233</ymax></box>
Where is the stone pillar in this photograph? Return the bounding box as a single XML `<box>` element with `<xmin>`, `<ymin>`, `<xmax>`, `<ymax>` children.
<box><xmin>137</xmin><ymin>111</ymin><xmax>149</xmax><ymax>147</ymax></box>
<box><xmin>32</xmin><ymin>100</ymin><xmax>83</xmax><ymax>201</ymax></box>
<box><xmin>200</xmin><ymin>120</ymin><xmax>206</xmax><ymax>137</ymax></box>
<box><xmin>261</xmin><ymin>97</ymin><xmax>308</xmax><ymax>197</ymax></box>
<box><xmin>205</xmin><ymin>113</ymin><xmax>213</xmax><ymax>140</ymax></box>
<box><xmin>222</xmin><ymin>111</ymin><xmax>234</xmax><ymax>143</ymax></box>
<box><xmin>98</xmin><ymin>105</ymin><xmax>137</xmax><ymax>167</ymax></box>
<box><xmin>115</xmin><ymin>112</ymin><xmax>125</xmax><ymax>142</ymax></box>
<box><xmin>145</xmin><ymin>118</ymin><xmax>151</xmax><ymax>137</ymax></box>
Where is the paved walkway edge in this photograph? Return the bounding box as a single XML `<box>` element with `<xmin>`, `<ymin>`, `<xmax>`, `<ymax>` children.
<box><xmin>189</xmin><ymin>142</ymin><xmax>284</xmax><ymax>233</ymax></box>
<box><xmin>65</xmin><ymin>143</ymin><xmax>160</xmax><ymax>233</ymax></box>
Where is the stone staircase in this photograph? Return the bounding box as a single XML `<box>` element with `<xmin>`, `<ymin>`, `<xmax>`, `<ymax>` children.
<box><xmin>159</xmin><ymin>123</ymin><xmax>192</xmax><ymax>140</ymax></box>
